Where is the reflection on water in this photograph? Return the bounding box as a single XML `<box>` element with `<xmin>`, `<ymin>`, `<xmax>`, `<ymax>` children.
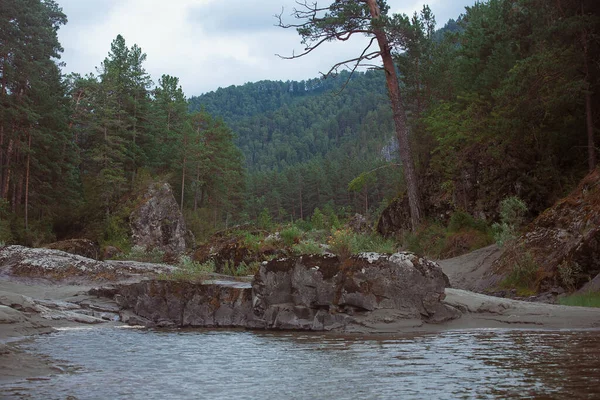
<box><xmin>2</xmin><ymin>328</ymin><xmax>600</xmax><ymax>399</ymax></box>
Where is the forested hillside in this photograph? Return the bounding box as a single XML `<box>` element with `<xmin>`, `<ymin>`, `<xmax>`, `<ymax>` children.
<box><xmin>190</xmin><ymin>71</ymin><xmax>404</xmax><ymax>222</ymax></box>
<box><xmin>0</xmin><ymin>0</ymin><xmax>598</xmax><ymax>250</ymax></box>
<box><xmin>0</xmin><ymin>1</ymin><xmax>244</xmax><ymax>246</ymax></box>
<box><xmin>191</xmin><ymin>0</ymin><xmax>599</xmax><ymax>231</ymax></box>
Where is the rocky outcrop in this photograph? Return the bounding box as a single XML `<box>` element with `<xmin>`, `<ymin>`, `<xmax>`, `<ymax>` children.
<box><xmin>129</xmin><ymin>182</ymin><xmax>194</xmax><ymax>254</ymax></box>
<box><xmin>114</xmin><ymin>252</ymin><xmax>459</xmax><ymax>331</ymax></box>
<box><xmin>492</xmin><ymin>168</ymin><xmax>600</xmax><ymax>292</ymax></box>
<box><xmin>115</xmin><ymin>280</ymin><xmax>252</xmax><ymax>327</ymax></box>
<box><xmin>44</xmin><ymin>239</ymin><xmax>100</xmax><ymax>260</ymax></box>
<box><xmin>0</xmin><ymin>245</ymin><xmax>176</xmax><ymax>283</ymax></box>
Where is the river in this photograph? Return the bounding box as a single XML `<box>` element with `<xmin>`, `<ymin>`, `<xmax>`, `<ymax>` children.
<box><xmin>2</xmin><ymin>328</ymin><xmax>600</xmax><ymax>399</ymax></box>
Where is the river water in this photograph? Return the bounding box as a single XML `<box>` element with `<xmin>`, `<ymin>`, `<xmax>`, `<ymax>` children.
<box><xmin>2</xmin><ymin>328</ymin><xmax>600</xmax><ymax>399</ymax></box>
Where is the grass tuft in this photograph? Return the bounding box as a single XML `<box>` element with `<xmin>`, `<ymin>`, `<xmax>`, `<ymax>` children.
<box><xmin>558</xmin><ymin>292</ymin><xmax>600</xmax><ymax>308</ymax></box>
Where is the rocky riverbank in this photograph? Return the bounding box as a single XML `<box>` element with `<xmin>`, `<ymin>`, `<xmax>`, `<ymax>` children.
<box><xmin>2</xmin><ymin>244</ymin><xmax>600</xmax><ymax>383</ymax></box>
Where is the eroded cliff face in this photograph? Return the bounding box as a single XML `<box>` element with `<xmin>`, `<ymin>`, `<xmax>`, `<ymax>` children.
<box><xmin>492</xmin><ymin>168</ymin><xmax>600</xmax><ymax>292</ymax></box>
<box><xmin>115</xmin><ymin>252</ymin><xmax>459</xmax><ymax>332</ymax></box>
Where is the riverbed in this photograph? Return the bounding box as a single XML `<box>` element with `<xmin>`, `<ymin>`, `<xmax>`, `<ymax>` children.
<box><xmin>2</xmin><ymin>328</ymin><xmax>600</xmax><ymax>399</ymax></box>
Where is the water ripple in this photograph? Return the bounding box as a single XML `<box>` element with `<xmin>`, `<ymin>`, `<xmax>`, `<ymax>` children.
<box><xmin>2</xmin><ymin>328</ymin><xmax>600</xmax><ymax>399</ymax></box>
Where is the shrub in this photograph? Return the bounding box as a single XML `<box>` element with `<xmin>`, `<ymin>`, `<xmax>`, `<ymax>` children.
<box><xmin>492</xmin><ymin>196</ymin><xmax>527</xmax><ymax>247</ymax></box>
<box><xmin>241</xmin><ymin>232</ymin><xmax>262</xmax><ymax>253</ymax></box>
<box><xmin>102</xmin><ymin>214</ymin><xmax>131</xmax><ymax>250</ymax></box>
<box><xmin>162</xmin><ymin>257</ymin><xmax>215</xmax><ymax>281</ymax></box>
<box><xmin>558</xmin><ymin>292</ymin><xmax>600</xmax><ymax>308</ymax></box>
<box><xmin>115</xmin><ymin>245</ymin><xmax>165</xmax><ymax>263</ymax></box>
<box><xmin>328</xmin><ymin>228</ymin><xmax>357</xmax><ymax>259</ymax></box>
<box><xmin>292</xmin><ymin>239</ymin><xmax>323</xmax><ymax>255</ymax></box>
<box><xmin>448</xmin><ymin>211</ymin><xmax>488</xmax><ymax>233</ymax></box>
<box><xmin>311</xmin><ymin>208</ymin><xmax>325</xmax><ymax>230</ymax></box>
<box><xmin>557</xmin><ymin>260</ymin><xmax>582</xmax><ymax>290</ymax></box>
<box><xmin>257</xmin><ymin>208</ymin><xmax>272</xmax><ymax>230</ymax></box>
<box><xmin>294</xmin><ymin>219</ymin><xmax>313</xmax><ymax>232</ymax></box>
<box><xmin>328</xmin><ymin>229</ymin><xmax>398</xmax><ymax>259</ymax></box>
<box><xmin>280</xmin><ymin>225</ymin><xmax>302</xmax><ymax>246</ymax></box>
<box><xmin>501</xmin><ymin>251</ymin><xmax>539</xmax><ymax>294</ymax></box>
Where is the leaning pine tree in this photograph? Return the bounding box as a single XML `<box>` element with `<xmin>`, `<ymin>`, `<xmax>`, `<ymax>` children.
<box><xmin>278</xmin><ymin>0</ymin><xmax>423</xmax><ymax>230</ymax></box>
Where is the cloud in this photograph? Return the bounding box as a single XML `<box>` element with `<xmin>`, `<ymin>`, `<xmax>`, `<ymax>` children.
<box><xmin>56</xmin><ymin>0</ymin><xmax>472</xmax><ymax>96</ymax></box>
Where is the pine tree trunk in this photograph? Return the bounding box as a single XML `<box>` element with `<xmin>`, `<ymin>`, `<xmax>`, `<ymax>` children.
<box><xmin>0</xmin><ymin>125</ymin><xmax>4</xmax><ymax>198</ymax></box>
<box><xmin>24</xmin><ymin>130</ymin><xmax>31</xmax><ymax>231</ymax></box>
<box><xmin>3</xmin><ymin>138</ymin><xmax>13</xmax><ymax>200</ymax></box>
<box><xmin>180</xmin><ymin>158</ymin><xmax>186</xmax><ymax>213</ymax></box>
<box><xmin>366</xmin><ymin>0</ymin><xmax>422</xmax><ymax>230</ymax></box>
<box><xmin>582</xmin><ymin>31</ymin><xmax>596</xmax><ymax>171</ymax></box>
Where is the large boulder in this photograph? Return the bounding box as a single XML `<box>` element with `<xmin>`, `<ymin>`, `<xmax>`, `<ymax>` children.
<box><xmin>492</xmin><ymin>168</ymin><xmax>600</xmax><ymax>292</ymax></box>
<box><xmin>114</xmin><ymin>252</ymin><xmax>459</xmax><ymax>331</ymax></box>
<box><xmin>129</xmin><ymin>182</ymin><xmax>194</xmax><ymax>254</ymax></box>
<box><xmin>252</xmin><ymin>253</ymin><xmax>457</xmax><ymax>331</ymax></box>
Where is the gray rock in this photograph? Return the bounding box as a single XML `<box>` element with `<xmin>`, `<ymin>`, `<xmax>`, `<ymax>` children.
<box><xmin>0</xmin><ymin>245</ymin><xmax>176</xmax><ymax>283</ymax></box>
<box><xmin>129</xmin><ymin>182</ymin><xmax>192</xmax><ymax>254</ymax></box>
<box><xmin>113</xmin><ymin>252</ymin><xmax>457</xmax><ymax>332</ymax></box>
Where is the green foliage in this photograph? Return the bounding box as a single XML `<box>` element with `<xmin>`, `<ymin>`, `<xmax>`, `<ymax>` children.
<box><xmin>291</xmin><ymin>239</ymin><xmax>323</xmax><ymax>255</ymax></box>
<box><xmin>327</xmin><ymin>229</ymin><xmax>398</xmax><ymax>259</ymax></box>
<box><xmin>280</xmin><ymin>226</ymin><xmax>303</xmax><ymax>247</ymax></box>
<box><xmin>558</xmin><ymin>292</ymin><xmax>600</xmax><ymax>308</ymax></box>
<box><xmin>448</xmin><ymin>211</ymin><xmax>489</xmax><ymax>233</ymax></box>
<box><xmin>492</xmin><ymin>197</ymin><xmax>528</xmax><ymax>247</ymax></box>
<box><xmin>310</xmin><ymin>208</ymin><xmax>325</xmax><ymax>230</ymax></box>
<box><xmin>241</xmin><ymin>232</ymin><xmax>262</xmax><ymax>253</ymax></box>
<box><xmin>557</xmin><ymin>260</ymin><xmax>583</xmax><ymax>290</ymax></box>
<box><xmin>257</xmin><ymin>208</ymin><xmax>272</xmax><ymax>230</ymax></box>
<box><xmin>501</xmin><ymin>251</ymin><xmax>539</xmax><ymax>295</ymax></box>
<box><xmin>114</xmin><ymin>245</ymin><xmax>165</xmax><ymax>263</ymax></box>
<box><xmin>222</xmin><ymin>260</ymin><xmax>261</xmax><ymax>277</ymax></box>
<box><xmin>102</xmin><ymin>214</ymin><xmax>131</xmax><ymax>250</ymax></box>
<box><xmin>403</xmin><ymin>212</ymin><xmax>493</xmax><ymax>258</ymax></box>
<box><xmin>163</xmin><ymin>257</ymin><xmax>216</xmax><ymax>282</ymax></box>
<box><xmin>0</xmin><ymin>200</ymin><xmax>13</xmax><ymax>244</ymax></box>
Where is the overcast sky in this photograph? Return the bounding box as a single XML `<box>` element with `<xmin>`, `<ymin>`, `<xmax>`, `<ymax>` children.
<box><xmin>55</xmin><ymin>0</ymin><xmax>471</xmax><ymax>96</ymax></box>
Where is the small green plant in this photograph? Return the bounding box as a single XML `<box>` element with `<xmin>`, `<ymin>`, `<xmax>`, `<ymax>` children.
<box><xmin>557</xmin><ymin>260</ymin><xmax>582</xmax><ymax>290</ymax></box>
<box><xmin>558</xmin><ymin>292</ymin><xmax>600</xmax><ymax>308</ymax></box>
<box><xmin>234</xmin><ymin>261</ymin><xmax>261</xmax><ymax>276</ymax></box>
<box><xmin>103</xmin><ymin>214</ymin><xmax>131</xmax><ymax>250</ymax></box>
<box><xmin>292</xmin><ymin>239</ymin><xmax>323</xmax><ymax>255</ymax></box>
<box><xmin>501</xmin><ymin>251</ymin><xmax>539</xmax><ymax>295</ymax></box>
<box><xmin>280</xmin><ymin>225</ymin><xmax>302</xmax><ymax>246</ymax></box>
<box><xmin>257</xmin><ymin>208</ymin><xmax>272</xmax><ymax>230</ymax></box>
<box><xmin>328</xmin><ymin>229</ymin><xmax>398</xmax><ymax>259</ymax></box>
<box><xmin>492</xmin><ymin>196</ymin><xmax>527</xmax><ymax>247</ymax></box>
<box><xmin>241</xmin><ymin>232</ymin><xmax>262</xmax><ymax>253</ymax></box>
<box><xmin>162</xmin><ymin>256</ymin><xmax>215</xmax><ymax>281</ymax></box>
<box><xmin>115</xmin><ymin>245</ymin><xmax>165</xmax><ymax>263</ymax></box>
<box><xmin>311</xmin><ymin>208</ymin><xmax>325</xmax><ymax>230</ymax></box>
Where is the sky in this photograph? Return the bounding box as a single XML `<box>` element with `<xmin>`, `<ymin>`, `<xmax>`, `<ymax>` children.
<box><xmin>55</xmin><ymin>0</ymin><xmax>471</xmax><ymax>96</ymax></box>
